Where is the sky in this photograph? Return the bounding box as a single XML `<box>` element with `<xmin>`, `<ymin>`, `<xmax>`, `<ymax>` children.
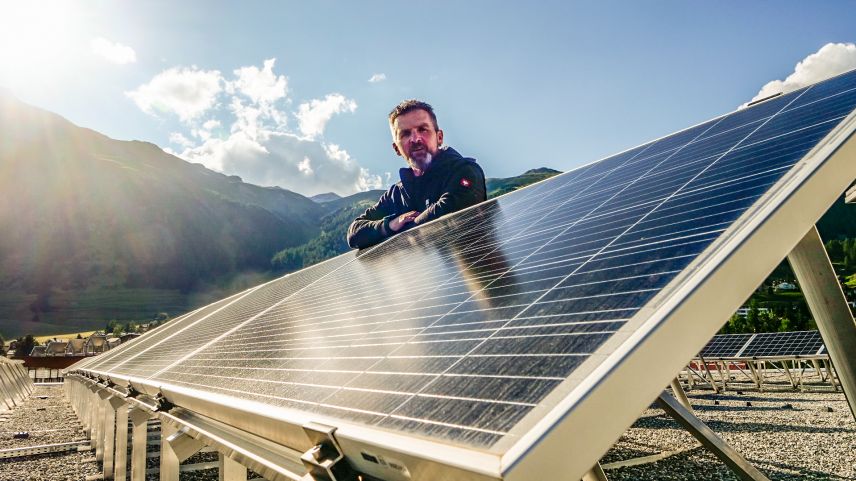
<box><xmin>2</xmin><ymin>1</ymin><xmax>856</xmax><ymax>197</ymax></box>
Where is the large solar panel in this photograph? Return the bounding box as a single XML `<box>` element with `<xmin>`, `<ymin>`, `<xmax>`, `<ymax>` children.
<box><xmin>73</xmin><ymin>69</ymin><xmax>856</xmax><ymax>480</ymax></box>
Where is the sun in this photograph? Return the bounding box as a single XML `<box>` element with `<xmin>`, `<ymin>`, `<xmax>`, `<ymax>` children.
<box><xmin>0</xmin><ymin>2</ymin><xmax>81</xmax><ymax>87</ymax></box>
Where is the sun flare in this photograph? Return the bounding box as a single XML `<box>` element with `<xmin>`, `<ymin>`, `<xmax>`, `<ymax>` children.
<box><xmin>0</xmin><ymin>2</ymin><xmax>81</xmax><ymax>85</ymax></box>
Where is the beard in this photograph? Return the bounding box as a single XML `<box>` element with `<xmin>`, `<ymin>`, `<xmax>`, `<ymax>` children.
<box><xmin>407</xmin><ymin>151</ymin><xmax>433</xmax><ymax>175</ymax></box>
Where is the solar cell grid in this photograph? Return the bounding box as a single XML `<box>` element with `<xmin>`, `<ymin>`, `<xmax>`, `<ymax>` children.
<box><xmin>75</xmin><ymin>69</ymin><xmax>856</xmax><ymax>460</ymax></box>
<box><xmin>699</xmin><ymin>334</ymin><xmax>752</xmax><ymax>358</ymax></box>
<box><xmin>740</xmin><ymin>330</ymin><xmax>825</xmax><ymax>357</ymax></box>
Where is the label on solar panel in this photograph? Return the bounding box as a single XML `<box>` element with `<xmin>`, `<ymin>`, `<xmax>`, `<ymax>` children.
<box><xmin>72</xmin><ymin>69</ymin><xmax>856</xmax><ymax>481</ymax></box>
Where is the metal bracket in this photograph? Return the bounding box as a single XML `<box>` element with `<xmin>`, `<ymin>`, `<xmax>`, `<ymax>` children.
<box><xmin>300</xmin><ymin>422</ymin><xmax>356</xmax><ymax>481</ymax></box>
<box><xmin>155</xmin><ymin>394</ymin><xmax>175</xmax><ymax>413</ymax></box>
<box><xmin>126</xmin><ymin>386</ymin><xmax>141</xmax><ymax>398</ymax></box>
<box><xmin>166</xmin><ymin>426</ymin><xmax>206</xmax><ymax>463</ymax></box>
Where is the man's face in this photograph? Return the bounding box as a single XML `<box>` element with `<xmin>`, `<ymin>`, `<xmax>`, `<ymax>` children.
<box><xmin>391</xmin><ymin>109</ymin><xmax>443</xmax><ymax>174</ymax></box>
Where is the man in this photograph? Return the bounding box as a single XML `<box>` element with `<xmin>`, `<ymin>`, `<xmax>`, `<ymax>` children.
<box><xmin>347</xmin><ymin>100</ymin><xmax>487</xmax><ymax>249</ymax></box>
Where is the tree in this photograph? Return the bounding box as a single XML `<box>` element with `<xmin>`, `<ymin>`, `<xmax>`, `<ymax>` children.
<box><xmin>757</xmin><ymin>310</ymin><xmax>779</xmax><ymax>333</ymax></box>
<box><xmin>105</xmin><ymin>320</ymin><xmax>119</xmax><ymax>334</ymax></box>
<box><xmin>14</xmin><ymin>335</ymin><xmax>38</xmax><ymax>359</ymax></box>
<box><xmin>723</xmin><ymin>313</ymin><xmax>751</xmax><ymax>334</ymax></box>
<box><xmin>746</xmin><ymin>299</ymin><xmax>760</xmax><ymax>332</ymax></box>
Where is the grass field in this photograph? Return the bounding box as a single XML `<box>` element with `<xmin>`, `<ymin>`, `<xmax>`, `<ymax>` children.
<box><xmin>34</xmin><ymin>331</ymin><xmax>96</xmax><ymax>343</ymax></box>
<box><xmin>0</xmin><ymin>288</ymin><xmax>189</xmax><ymax>338</ymax></box>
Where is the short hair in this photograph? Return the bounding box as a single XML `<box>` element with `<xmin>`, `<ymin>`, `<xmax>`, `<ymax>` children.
<box><xmin>389</xmin><ymin>99</ymin><xmax>439</xmax><ymax>131</ymax></box>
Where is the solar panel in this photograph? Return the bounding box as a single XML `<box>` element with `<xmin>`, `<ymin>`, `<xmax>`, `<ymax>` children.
<box><xmin>699</xmin><ymin>333</ymin><xmax>753</xmax><ymax>357</ymax></box>
<box><xmin>698</xmin><ymin>331</ymin><xmax>827</xmax><ymax>358</ymax></box>
<box><xmin>740</xmin><ymin>330</ymin><xmax>825</xmax><ymax>357</ymax></box>
<box><xmin>73</xmin><ymin>69</ymin><xmax>856</xmax><ymax>480</ymax></box>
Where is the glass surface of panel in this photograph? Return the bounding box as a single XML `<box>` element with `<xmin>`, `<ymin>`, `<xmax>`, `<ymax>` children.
<box><xmin>81</xmin><ymin>70</ymin><xmax>856</xmax><ymax>451</ymax></box>
<box><xmin>699</xmin><ymin>334</ymin><xmax>753</xmax><ymax>358</ymax></box>
<box><xmin>741</xmin><ymin>330</ymin><xmax>825</xmax><ymax>357</ymax></box>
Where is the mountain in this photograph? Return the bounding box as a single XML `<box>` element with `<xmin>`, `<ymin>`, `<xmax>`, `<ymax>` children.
<box><xmin>0</xmin><ymin>94</ymin><xmax>327</xmax><ymax>337</ymax></box>
<box><xmin>486</xmin><ymin>168</ymin><xmax>562</xmax><ymax>198</ymax></box>
<box><xmin>309</xmin><ymin>192</ymin><xmax>342</xmax><ymax>203</ymax></box>
<box><xmin>318</xmin><ymin>190</ymin><xmax>384</xmax><ymax>213</ymax></box>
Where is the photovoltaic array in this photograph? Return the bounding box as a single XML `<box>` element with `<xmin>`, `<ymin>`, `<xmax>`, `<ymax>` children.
<box><xmin>699</xmin><ymin>331</ymin><xmax>825</xmax><ymax>358</ymax></box>
<box><xmin>76</xmin><ymin>70</ymin><xmax>856</xmax><ymax>456</ymax></box>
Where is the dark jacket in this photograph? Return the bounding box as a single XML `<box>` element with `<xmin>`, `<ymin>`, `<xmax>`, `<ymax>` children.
<box><xmin>347</xmin><ymin>147</ymin><xmax>486</xmax><ymax>249</ymax></box>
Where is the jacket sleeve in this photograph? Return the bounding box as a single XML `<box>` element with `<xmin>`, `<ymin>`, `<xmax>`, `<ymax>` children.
<box><xmin>346</xmin><ymin>189</ymin><xmax>398</xmax><ymax>249</ymax></box>
<box><xmin>416</xmin><ymin>162</ymin><xmax>486</xmax><ymax>225</ymax></box>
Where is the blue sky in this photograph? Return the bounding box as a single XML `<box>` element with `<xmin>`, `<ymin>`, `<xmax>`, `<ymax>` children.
<box><xmin>2</xmin><ymin>1</ymin><xmax>856</xmax><ymax>196</ymax></box>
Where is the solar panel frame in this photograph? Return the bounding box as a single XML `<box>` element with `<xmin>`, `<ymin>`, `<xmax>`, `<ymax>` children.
<box><xmin>68</xmin><ymin>71</ymin><xmax>856</xmax><ymax>481</ymax></box>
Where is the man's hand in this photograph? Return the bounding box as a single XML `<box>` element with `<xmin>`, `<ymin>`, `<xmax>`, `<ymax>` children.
<box><xmin>389</xmin><ymin>211</ymin><xmax>420</xmax><ymax>232</ymax></box>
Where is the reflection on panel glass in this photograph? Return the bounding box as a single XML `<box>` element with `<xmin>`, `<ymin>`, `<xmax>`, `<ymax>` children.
<box><xmin>80</xmin><ymin>70</ymin><xmax>856</xmax><ymax>449</ymax></box>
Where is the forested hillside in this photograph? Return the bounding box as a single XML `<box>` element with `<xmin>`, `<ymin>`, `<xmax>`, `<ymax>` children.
<box><xmin>0</xmin><ymin>94</ymin><xmax>325</xmax><ymax>336</ymax></box>
<box><xmin>721</xmin><ymin>195</ymin><xmax>856</xmax><ymax>334</ymax></box>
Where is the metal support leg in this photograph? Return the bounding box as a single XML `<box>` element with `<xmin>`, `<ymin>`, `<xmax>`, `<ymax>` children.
<box><xmin>112</xmin><ymin>399</ymin><xmax>129</xmax><ymax>481</ymax></box>
<box><xmin>670</xmin><ymin>378</ymin><xmax>692</xmax><ymax>411</ymax></box>
<box><xmin>747</xmin><ymin>362</ymin><xmax>762</xmax><ymax>390</ymax></box>
<box><xmin>96</xmin><ymin>391</ymin><xmax>111</xmax><ymax>463</ymax></box>
<box><xmin>826</xmin><ymin>359</ymin><xmax>841</xmax><ymax>390</ymax></box>
<box><xmin>160</xmin><ymin>422</ymin><xmax>180</xmax><ymax>481</ymax></box>
<box><xmin>782</xmin><ymin>361</ymin><xmax>796</xmax><ymax>389</ymax></box>
<box><xmin>699</xmin><ymin>355</ymin><xmax>719</xmax><ymax>393</ymax></box>
<box><xmin>0</xmin><ymin>367</ymin><xmax>15</xmax><ymax>409</ymax></box>
<box><xmin>788</xmin><ymin>226</ymin><xmax>856</xmax><ymax>420</ymax></box>
<box><xmin>103</xmin><ymin>398</ymin><xmax>117</xmax><ymax>478</ymax></box>
<box><xmin>219</xmin><ymin>452</ymin><xmax>249</xmax><ymax>481</ymax></box>
<box><xmin>658</xmin><ymin>391</ymin><xmax>770</xmax><ymax>481</ymax></box>
<box><xmin>581</xmin><ymin>462</ymin><xmax>609</xmax><ymax>481</ymax></box>
<box><xmin>129</xmin><ymin>408</ymin><xmax>152</xmax><ymax>481</ymax></box>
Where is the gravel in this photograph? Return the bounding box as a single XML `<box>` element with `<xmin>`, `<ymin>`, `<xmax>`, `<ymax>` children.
<box><xmin>2</xmin><ymin>385</ymin><xmax>853</xmax><ymax>480</ymax></box>
<box><xmin>602</xmin><ymin>390</ymin><xmax>856</xmax><ymax>481</ymax></box>
<box><xmin>0</xmin><ymin>385</ymin><xmax>99</xmax><ymax>481</ymax></box>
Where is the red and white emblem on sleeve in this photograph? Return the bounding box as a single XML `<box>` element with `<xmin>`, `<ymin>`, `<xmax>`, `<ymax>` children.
<box><xmin>460</xmin><ymin>178</ymin><xmax>471</xmax><ymax>187</ymax></box>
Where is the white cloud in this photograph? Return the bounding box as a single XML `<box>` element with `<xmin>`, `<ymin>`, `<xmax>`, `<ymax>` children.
<box><xmin>368</xmin><ymin>73</ymin><xmax>386</xmax><ymax>83</ymax></box>
<box><xmin>178</xmin><ymin>132</ymin><xmax>377</xmax><ymax>195</ymax></box>
<box><xmin>227</xmin><ymin>58</ymin><xmax>288</xmax><ymax>105</ymax></box>
<box><xmin>169</xmin><ymin>132</ymin><xmax>194</xmax><ymax>148</ymax></box>
<box><xmin>126</xmin><ymin>66</ymin><xmax>223</xmax><ymax>121</ymax></box>
<box><xmin>90</xmin><ymin>37</ymin><xmax>137</xmax><ymax>64</ymax></box>
<box><xmin>140</xmin><ymin>59</ymin><xmax>383</xmax><ymax>196</ymax></box>
<box><xmin>751</xmin><ymin>43</ymin><xmax>856</xmax><ymax>102</ymax></box>
<box><xmin>357</xmin><ymin>167</ymin><xmax>385</xmax><ymax>191</ymax></box>
<box><xmin>298</xmin><ymin>157</ymin><xmax>313</xmax><ymax>175</ymax></box>
<box><xmin>296</xmin><ymin>94</ymin><xmax>357</xmax><ymax>140</ymax></box>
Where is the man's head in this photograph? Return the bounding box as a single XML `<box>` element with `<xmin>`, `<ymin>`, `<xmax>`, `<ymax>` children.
<box><xmin>389</xmin><ymin>99</ymin><xmax>444</xmax><ymax>175</ymax></box>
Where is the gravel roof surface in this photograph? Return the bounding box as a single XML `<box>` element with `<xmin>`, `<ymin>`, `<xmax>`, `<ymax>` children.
<box><xmin>1</xmin><ymin>385</ymin><xmax>853</xmax><ymax>480</ymax></box>
<box><xmin>602</xmin><ymin>390</ymin><xmax>856</xmax><ymax>481</ymax></box>
<box><xmin>0</xmin><ymin>385</ymin><xmax>99</xmax><ymax>481</ymax></box>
